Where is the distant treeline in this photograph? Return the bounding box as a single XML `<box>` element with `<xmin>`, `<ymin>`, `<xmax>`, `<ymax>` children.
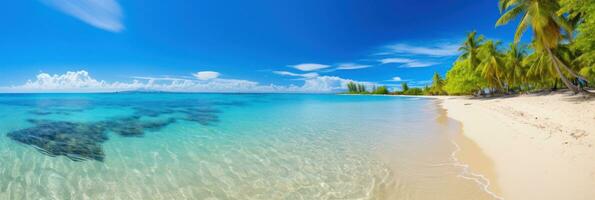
<box><xmin>345</xmin><ymin>0</ymin><xmax>594</xmax><ymax>96</ymax></box>
<box><xmin>345</xmin><ymin>72</ymin><xmax>446</xmax><ymax>96</ymax></box>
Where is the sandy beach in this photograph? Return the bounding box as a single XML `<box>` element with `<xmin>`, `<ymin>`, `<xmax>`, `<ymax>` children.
<box><xmin>437</xmin><ymin>93</ymin><xmax>595</xmax><ymax>200</ymax></box>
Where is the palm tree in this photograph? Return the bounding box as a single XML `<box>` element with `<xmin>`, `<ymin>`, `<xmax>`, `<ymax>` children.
<box><xmin>524</xmin><ymin>47</ymin><xmax>558</xmax><ymax>89</ymax></box>
<box><xmin>496</xmin><ymin>0</ymin><xmax>590</xmax><ymax>94</ymax></box>
<box><xmin>431</xmin><ymin>72</ymin><xmax>445</xmax><ymax>95</ymax></box>
<box><xmin>459</xmin><ymin>31</ymin><xmax>484</xmax><ymax>70</ymax></box>
<box><xmin>477</xmin><ymin>40</ymin><xmax>506</xmax><ymax>92</ymax></box>
<box><xmin>401</xmin><ymin>82</ymin><xmax>409</xmax><ymax>92</ymax></box>
<box><xmin>503</xmin><ymin>43</ymin><xmax>527</xmax><ymax>91</ymax></box>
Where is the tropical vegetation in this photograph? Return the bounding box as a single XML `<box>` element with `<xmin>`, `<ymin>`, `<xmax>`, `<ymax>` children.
<box><xmin>444</xmin><ymin>0</ymin><xmax>594</xmax><ymax>96</ymax></box>
<box><xmin>346</xmin><ymin>0</ymin><xmax>593</xmax><ymax>96</ymax></box>
<box><xmin>346</xmin><ymin>82</ymin><xmax>389</xmax><ymax>94</ymax></box>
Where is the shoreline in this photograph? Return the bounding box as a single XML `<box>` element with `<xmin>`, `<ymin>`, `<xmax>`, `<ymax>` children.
<box><xmin>435</xmin><ymin>93</ymin><xmax>595</xmax><ymax>199</ymax></box>
<box><xmin>435</xmin><ymin>102</ymin><xmax>503</xmax><ymax>199</ymax></box>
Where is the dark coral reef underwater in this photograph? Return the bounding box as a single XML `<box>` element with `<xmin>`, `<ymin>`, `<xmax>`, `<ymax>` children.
<box><xmin>4</xmin><ymin>97</ymin><xmax>245</xmax><ymax>162</ymax></box>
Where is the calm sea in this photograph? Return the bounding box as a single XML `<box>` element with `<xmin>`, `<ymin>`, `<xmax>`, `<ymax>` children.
<box><xmin>0</xmin><ymin>93</ymin><xmax>494</xmax><ymax>199</ymax></box>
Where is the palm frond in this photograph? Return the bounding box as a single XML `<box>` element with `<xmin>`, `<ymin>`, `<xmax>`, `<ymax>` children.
<box><xmin>496</xmin><ymin>5</ymin><xmax>524</xmax><ymax>26</ymax></box>
<box><xmin>513</xmin><ymin>14</ymin><xmax>530</xmax><ymax>44</ymax></box>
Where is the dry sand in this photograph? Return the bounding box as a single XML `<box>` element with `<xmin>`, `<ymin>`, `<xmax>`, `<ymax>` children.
<box><xmin>436</xmin><ymin>93</ymin><xmax>595</xmax><ymax>200</ymax></box>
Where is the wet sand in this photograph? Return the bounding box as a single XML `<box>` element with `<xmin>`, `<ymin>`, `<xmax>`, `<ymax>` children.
<box><xmin>376</xmin><ymin>100</ymin><xmax>500</xmax><ymax>200</ymax></box>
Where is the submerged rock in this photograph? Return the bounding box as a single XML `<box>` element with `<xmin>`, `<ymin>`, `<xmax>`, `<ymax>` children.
<box><xmin>6</xmin><ymin>116</ymin><xmax>178</xmax><ymax>162</ymax></box>
<box><xmin>5</xmin><ymin>101</ymin><xmax>228</xmax><ymax>162</ymax></box>
<box><xmin>7</xmin><ymin>120</ymin><xmax>107</xmax><ymax>162</ymax></box>
<box><xmin>179</xmin><ymin>108</ymin><xmax>221</xmax><ymax>125</ymax></box>
<box><xmin>102</xmin><ymin>117</ymin><xmax>177</xmax><ymax>137</ymax></box>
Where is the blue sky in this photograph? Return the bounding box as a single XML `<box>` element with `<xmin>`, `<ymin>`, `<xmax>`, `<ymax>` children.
<box><xmin>0</xmin><ymin>0</ymin><xmax>519</xmax><ymax>92</ymax></box>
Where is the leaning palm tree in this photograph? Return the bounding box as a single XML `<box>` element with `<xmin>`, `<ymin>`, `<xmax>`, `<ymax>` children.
<box><xmin>459</xmin><ymin>31</ymin><xmax>484</xmax><ymax>70</ymax></box>
<box><xmin>477</xmin><ymin>40</ymin><xmax>506</xmax><ymax>92</ymax></box>
<box><xmin>496</xmin><ymin>0</ymin><xmax>590</xmax><ymax>94</ymax></box>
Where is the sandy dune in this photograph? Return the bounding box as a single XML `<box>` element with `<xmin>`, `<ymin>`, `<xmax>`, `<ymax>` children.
<box><xmin>438</xmin><ymin>93</ymin><xmax>595</xmax><ymax>200</ymax></box>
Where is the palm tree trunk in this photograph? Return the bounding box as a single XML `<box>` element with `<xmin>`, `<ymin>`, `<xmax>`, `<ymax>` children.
<box><xmin>553</xmin><ymin>53</ymin><xmax>595</xmax><ymax>95</ymax></box>
<box><xmin>552</xmin><ymin>54</ymin><xmax>590</xmax><ymax>83</ymax></box>
<box><xmin>546</xmin><ymin>48</ymin><xmax>580</xmax><ymax>93</ymax></box>
<box><xmin>496</xmin><ymin>76</ymin><xmax>505</xmax><ymax>94</ymax></box>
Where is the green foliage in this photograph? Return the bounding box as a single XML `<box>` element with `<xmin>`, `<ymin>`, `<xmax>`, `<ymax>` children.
<box><xmin>503</xmin><ymin>43</ymin><xmax>528</xmax><ymax>89</ymax></box>
<box><xmin>459</xmin><ymin>31</ymin><xmax>484</xmax><ymax>69</ymax></box>
<box><xmin>356</xmin><ymin>83</ymin><xmax>367</xmax><ymax>93</ymax></box>
<box><xmin>346</xmin><ymin>82</ymin><xmax>357</xmax><ymax>93</ymax></box>
<box><xmin>497</xmin><ymin>0</ymin><xmax>592</xmax><ymax>93</ymax></box>
<box><xmin>561</xmin><ymin>0</ymin><xmax>595</xmax><ymax>83</ymax></box>
<box><xmin>346</xmin><ymin>82</ymin><xmax>389</xmax><ymax>95</ymax></box>
<box><xmin>444</xmin><ymin>0</ymin><xmax>594</xmax><ymax>95</ymax></box>
<box><xmin>346</xmin><ymin>82</ymin><xmax>370</xmax><ymax>94</ymax></box>
<box><xmin>476</xmin><ymin>40</ymin><xmax>506</xmax><ymax>90</ymax></box>
<box><xmin>343</xmin><ymin>1</ymin><xmax>594</xmax><ymax>96</ymax></box>
<box><xmin>401</xmin><ymin>82</ymin><xmax>409</xmax><ymax>92</ymax></box>
<box><xmin>403</xmin><ymin>88</ymin><xmax>423</xmax><ymax>95</ymax></box>
<box><xmin>372</xmin><ymin>86</ymin><xmax>389</xmax><ymax>94</ymax></box>
<box><xmin>445</xmin><ymin>61</ymin><xmax>485</xmax><ymax>95</ymax></box>
<box><xmin>423</xmin><ymin>85</ymin><xmax>431</xmax><ymax>95</ymax></box>
<box><xmin>430</xmin><ymin>72</ymin><xmax>446</xmax><ymax>95</ymax></box>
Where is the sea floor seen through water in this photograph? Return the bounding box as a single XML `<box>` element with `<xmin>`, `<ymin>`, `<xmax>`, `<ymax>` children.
<box><xmin>0</xmin><ymin>93</ymin><xmax>495</xmax><ymax>199</ymax></box>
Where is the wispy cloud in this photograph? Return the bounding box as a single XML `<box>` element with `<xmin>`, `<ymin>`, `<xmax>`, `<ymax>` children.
<box><xmin>403</xmin><ymin>61</ymin><xmax>438</xmax><ymax>68</ymax></box>
<box><xmin>42</xmin><ymin>0</ymin><xmax>124</xmax><ymax>32</ymax></box>
<box><xmin>129</xmin><ymin>76</ymin><xmax>189</xmax><ymax>81</ymax></box>
<box><xmin>379</xmin><ymin>58</ymin><xmax>414</xmax><ymax>64</ymax></box>
<box><xmin>273</xmin><ymin>71</ymin><xmax>319</xmax><ymax>79</ymax></box>
<box><xmin>385</xmin><ymin>43</ymin><xmax>459</xmax><ymax>57</ymax></box>
<box><xmin>373</xmin><ymin>40</ymin><xmax>460</xmax><ymax>69</ymax></box>
<box><xmin>291</xmin><ymin>63</ymin><xmax>332</xmax><ymax>71</ymax></box>
<box><xmin>335</xmin><ymin>63</ymin><xmax>372</xmax><ymax>70</ymax></box>
<box><xmin>379</xmin><ymin>57</ymin><xmax>438</xmax><ymax>68</ymax></box>
<box><xmin>0</xmin><ymin>70</ymin><xmax>371</xmax><ymax>93</ymax></box>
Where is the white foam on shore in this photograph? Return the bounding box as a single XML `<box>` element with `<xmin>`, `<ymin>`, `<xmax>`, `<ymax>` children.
<box><xmin>432</xmin><ymin>141</ymin><xmax>504</xmax><ymax>200</ymax></box>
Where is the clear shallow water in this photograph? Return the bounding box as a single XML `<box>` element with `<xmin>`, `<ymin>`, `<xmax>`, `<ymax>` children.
<box><xmin>0</xmin><ymin>94</ymin><xmax>493</xmax><ymax>199</ymax></box>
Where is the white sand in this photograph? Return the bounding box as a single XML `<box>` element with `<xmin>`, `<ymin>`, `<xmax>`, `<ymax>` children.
<box><xmin>437</xmin><ymin>93</ymin><xmax>595</xmax><ymax>200</ymax></box>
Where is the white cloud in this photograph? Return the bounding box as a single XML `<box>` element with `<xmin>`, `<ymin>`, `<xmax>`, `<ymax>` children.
<box><xmin>300</xmin><ymin>76</ymin><xmax>374</xmax><ymax>92</ymax></box>
<box><xmin>385</xmin><ymin>76</ymin><xmax>413</xmax><ymax>82</ymax></box>
<box><xmin>42</xmin><ymin>0</ymin><xmax>124</xmax><ymax>32</ymax></box>
<box><xmin>379</xmin><ymin>57</ymin><xmax>437</xmax><ymax>68</ymax></box>
<box><xmin>0</xmin><ymin>70</ymin><xmax>371</xmax><ymax>93</ymax></box>
<box><xmin>17</xmin><ymin>71</ymin><xmax>111</xmax><ymax>90</ymax></box>
<box><xmin>273</xmin><ymin>71</ymin><xmax>319</xmax><ymax>78</ymax></box>
<box><xmin>335</xmin><ymin>63</ymin><xmax>372</xmax><ymax>70</ymax></box>
<box><xmin>386</xmin><ymin>43</ymin><xmax>459</xmax><ymax>57</ymax></box>
<box><xmin>192</xmin><ymin>71</ymin><xmax>220</xmax><ymax>80</ymax></box>
<box><xmin>271</xmin><ymin>70</ymin><xmax>375</xmax><ymax>92</ymax></box>
<box><xmin>291</xmin><ymin>63</ymin><xmax>331</xmax><ymax>71</ymax></box>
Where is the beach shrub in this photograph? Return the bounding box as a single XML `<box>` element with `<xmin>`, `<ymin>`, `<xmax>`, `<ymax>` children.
<box><xmin>372</xmin><ymin>86</ymin><xmax>389</xmax><ymax>94</ymax></box>
<box><xmin>403</xmin><ymin>88</ymin><xmax>423</xmax><ymax>95</ymax></box>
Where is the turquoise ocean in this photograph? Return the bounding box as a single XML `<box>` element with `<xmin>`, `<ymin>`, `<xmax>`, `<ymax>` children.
<box><xmin>0</xmin><ymin>93</ymin><xmax>494</xmax><ymax>199</ymax></box>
